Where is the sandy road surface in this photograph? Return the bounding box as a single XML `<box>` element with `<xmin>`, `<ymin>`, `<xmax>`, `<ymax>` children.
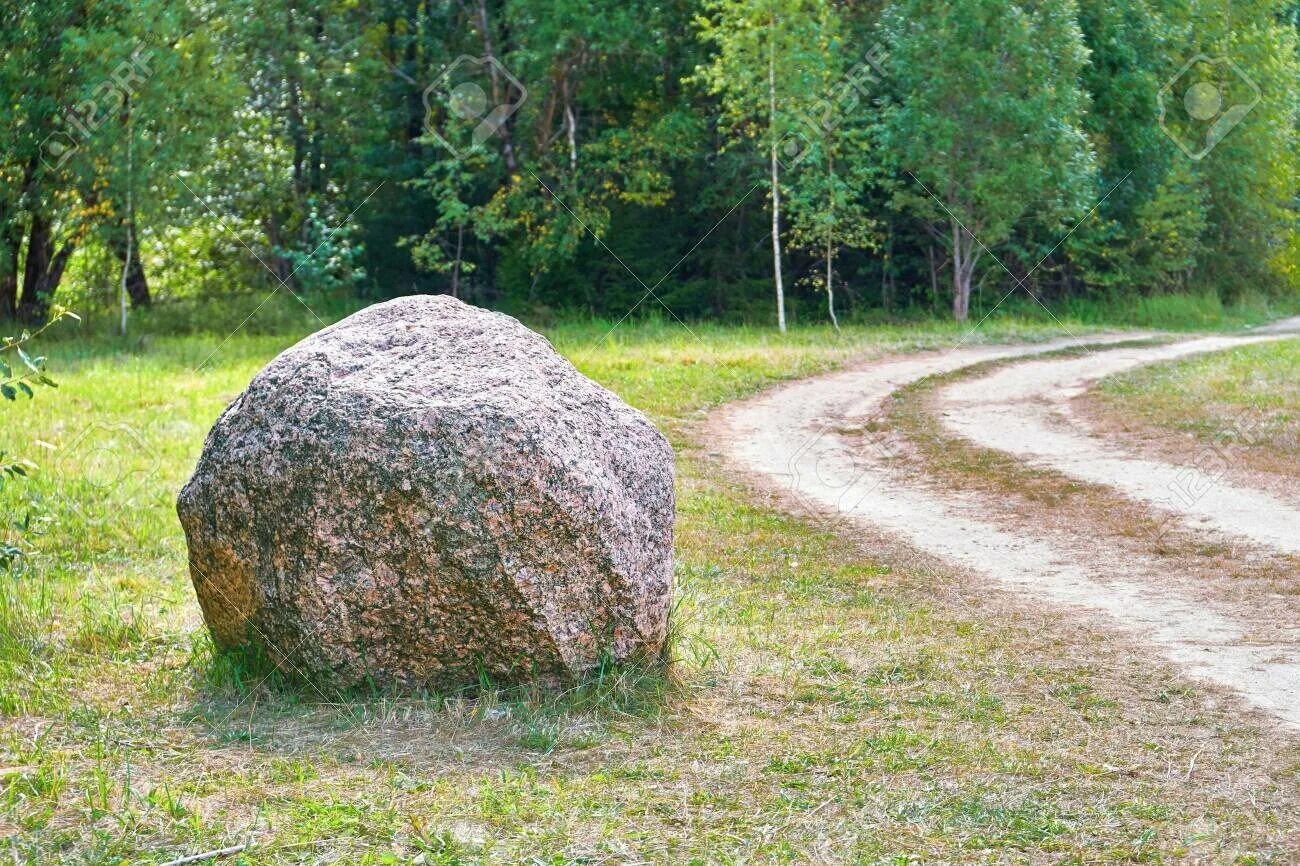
<box><xmin>938</xmin><ymin>333</ymin><xmax>1300</xmax><ymax>553</ymax></box>
<box><xmin>714</xmin><ymin>330</ymin><xmax>1300</xmax><ymax>731</ymax></box>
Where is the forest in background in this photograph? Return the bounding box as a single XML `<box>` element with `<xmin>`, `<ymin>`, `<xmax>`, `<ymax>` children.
<box><xmin>2</xmin><ymin>0</ymin><xmax>1297</xmax><ymax>331</ymax></box>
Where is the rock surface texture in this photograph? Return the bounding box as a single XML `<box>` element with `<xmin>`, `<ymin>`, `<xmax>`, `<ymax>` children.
<box><xmin>178</xmin><ymin>295</ymin><xmax>674</xmax><ymax>691</ymax></box>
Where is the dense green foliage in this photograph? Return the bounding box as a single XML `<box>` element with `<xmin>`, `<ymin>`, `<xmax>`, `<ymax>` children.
<box><xmin>2</xmin><ymin>0</ymin><xmax>1296</xmax><ymax>327</ymax></box>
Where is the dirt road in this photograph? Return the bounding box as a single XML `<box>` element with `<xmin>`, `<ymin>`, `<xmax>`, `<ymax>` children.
<box><xmin>939</xmin><ymin>335</ymin><xmax>1300</xmax><ymax>553</ymax></box>
<box><xmin>714</xmin><ymin>326</ymin><xmax>1300</xmax><ymax>731</ymax></box>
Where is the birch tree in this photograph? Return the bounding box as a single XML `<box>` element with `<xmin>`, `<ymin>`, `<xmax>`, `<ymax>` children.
<box><xmin>696</xmin><ymin>0</ymin><xmax>822</xmax><ymax>332</ymax></box>
<box><xmin>784</xmin><ymin>6</ymin><xmax>880</xmax><ymax>330</ymax></box>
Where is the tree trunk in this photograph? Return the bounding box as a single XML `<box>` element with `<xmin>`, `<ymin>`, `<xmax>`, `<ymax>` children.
<box><xmin>402</xmin><ymin>6</ymin><xmax>424</xmax><ymax>155</ymax></box>
<box><xmin>450</xmin><ymin>223</ymin><xmax>464</xmax><ymax>298</ymax></box>
<box><xmin>825</xmin><ymin>225</ymin><xmax>839</xmax><ymax>333</ymax></box>
<box><xmin>881</xmin><ymin>222</ymin><xmax>894</xmax><ymax>312</ymax></box>
<box><xmin>767</xmin><ymin>38</ymin><xmax>786</xmax><ymax>334</ymax></box>
<box><xmin>16</xmin><ymin>215</ymin><xmax>75</xmax><ymax>324</ymax></box>
<box><xmin>261</xmin><ymin>218</ymin><xmax>293</xmax><ymax>284</ymax></box>
<box><xmin>309</xmin><ymin>10</ymin><xmax>326</xmax><ymax>196</ymax></box>
<box><xmin>125</xmin><ymin>249</ymin><xmax>149</xmax><ymax>308</ymax></box>
<box><xmin>17</xmin><ymin>217</ymin><xmax>51</xmax><ymax>322</ymax></box>
<box><xmin>950</xmin><ymin>218</ymin><xmax>966</xmax><ymax>321</ymax></box>
<box><xmin>928</xmin><ymin>241</ymin><xmax>938</xmax><ymax>303</ymax></box>
<box><xmin>949</xmin><ymin>217</ymin><xmax>978</xmax><ymax>322</ymax></box>
<box><xmin>476</xmin><ymin>0</ymin><xmax>518</xmax><ymax>171</ymax></box>
<box><xmin>1</xmin><ymin>222</ymin><xmax>19</xmax><ymax>320</ymax></box>
<box><xmin>285</xmin><ymin>7</ymin><xmax>308</xmax><ymax>201</ymax></box>
<box><xmin>110</xmin><ymin>225</ymin><xmax>150</xmax><ymax>308</ymax></box>
<box><xmin>953</xmin><ymin>269</ymin><xmax>970</xmax><ymax>321</ymax></box>
<box><xmin>119</xmin><ymin>221</ymin><xmax>131</xmax><ymax>336</ymax></box>
<box><xmin>824</xmin><ymin>149</ymin><xmax>839</xmax><ymax>332</ymax></box>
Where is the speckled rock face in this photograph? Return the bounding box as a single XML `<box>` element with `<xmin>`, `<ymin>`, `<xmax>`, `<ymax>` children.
<box><xmin>177</xmin><ymin>295</ymin><xmax>674</xmax><ymax>691</ymax></box>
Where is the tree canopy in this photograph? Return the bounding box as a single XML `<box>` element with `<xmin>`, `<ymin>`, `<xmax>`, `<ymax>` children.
<box><xmin>2</xmin><ymin>0</ymin><xmax>1296</xmax><ymax>326</ymax></box>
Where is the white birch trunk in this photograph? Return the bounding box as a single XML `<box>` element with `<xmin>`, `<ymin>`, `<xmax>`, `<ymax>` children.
<box><xmin>768</xmin><ymin>40</ymin><xmax>786</xmax><ymax>334</ymax></box>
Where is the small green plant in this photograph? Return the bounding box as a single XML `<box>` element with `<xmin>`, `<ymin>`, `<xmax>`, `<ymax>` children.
<box><xmin>0</xmin><ymin>307</ymin><xmax>76</xmax><ymax>402</ymax></box>
<box><xmin>272</xmin><ymin>200</ymin><xmax>368</xmax><ymax>294</ymax></box>
<box><xmin>1</xmin><ymin>306</ymin><xmax>77</xmax><ymax>568</ymax></box>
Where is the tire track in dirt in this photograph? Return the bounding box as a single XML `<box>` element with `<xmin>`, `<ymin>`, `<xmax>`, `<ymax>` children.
<box><xmin>937</xmin><ymin>331</ymin><xmax>1300</xmax><ymax>554</ymax></box>
<box><xmin>713</xmin><ymin>332</ymin><xmax>1300</xmax><ymax>731</ymax></box>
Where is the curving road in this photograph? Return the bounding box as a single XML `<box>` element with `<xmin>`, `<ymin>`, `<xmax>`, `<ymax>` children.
<box><xmin>938</xmin><ymin>334</ymin><xmax>1300</xmax><ymax>554</ymax></box>
<box><xmin>714</xmin><ymin>325</ymin><xmax>1300</xmax><ymax>731</ymax></box>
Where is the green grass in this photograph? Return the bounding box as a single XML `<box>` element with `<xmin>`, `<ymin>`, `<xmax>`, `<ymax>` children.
<box><xmin>1051</xmin><ymin>289</ymin><xmax>1297</xmax><ymax>331</ymax></box>
<box><xmin>2</xmin><ymin>302</ymin><xmax>1298</xmax><ymax>863</ymax></box>
<box><xmin>1092</xmin><ymin>338</ymin><xmax>1300</xmax><ymax>473</ymax></box>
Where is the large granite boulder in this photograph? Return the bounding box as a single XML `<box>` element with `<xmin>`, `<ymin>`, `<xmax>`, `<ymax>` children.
<box><xmin>177</xmin><ymin>295</ymin><xmax>674</xmax><ymax>691</ymax></box>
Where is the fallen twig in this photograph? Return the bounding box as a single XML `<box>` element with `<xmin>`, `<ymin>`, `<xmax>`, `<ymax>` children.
<box><xmin>158</xmin><ymin>840</ymin><xmax>250</xmax><ymax>866</ymax></box>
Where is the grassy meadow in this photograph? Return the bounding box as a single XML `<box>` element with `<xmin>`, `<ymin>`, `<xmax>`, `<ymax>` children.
<box><xmin>2</xmin><ymin>303</ymin><xmax>1299</xmax><ymax>863</ymax></box>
